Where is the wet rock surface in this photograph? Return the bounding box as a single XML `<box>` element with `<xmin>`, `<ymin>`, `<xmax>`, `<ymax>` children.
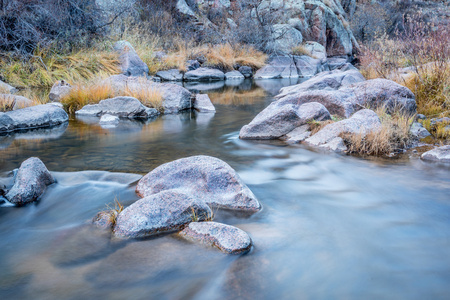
<box><xmin>184</xmin><ymin>68</ymin><xmax>225</xmax><ymax>82</ymax></box>
<box><xmin>179</xmin><ymin>221</ymin><xmax>252</xmax><ymax>254</ymax></box>
<box><xmin>5</xmin><ymin>157</ymin><xmax>55</xmax><ymax>205</ymax></box>
<box><xmin>136</xmin><ymin>155</ymin><xmax>261</xmax><ymax>211</ymax></box>
<box><xmin>240</xmin><ymin>102</ymin><xmax>331</xmax><ymax>140</ymax></box>
<box><xmin>75</xmin><ymin>97</ymin><xmax>159</xmax><ymax>118</ymax></box>
<box><xmin>114</xmin><ymin>190</ymin><xmax>212</xmax><ymax>238</ymax></box>
<box><xmin>0</xmin><ymin>104</ymin><xmax>69</xmax><ymax>133</ymax></box>
<box><xmin>421</xmin><ymin>145</ymin><xmax>450</xmax><ymax>163</ymax></box>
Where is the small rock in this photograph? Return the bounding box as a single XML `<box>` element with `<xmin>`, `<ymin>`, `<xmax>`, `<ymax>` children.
<box><xmin>421</xmin><ymin>145</ymin><xmax>450</xmax><ymax>163</ymax></box>
<box><xmin>155</xmin><ymin>69</ymin><xmax>183</xmax><ymax>81</ymax></box>
<box><xmin>194</xmin><ymin>94</ymin><xmax>215</xmax><ymax>113</ymax></box>
<box><xmin>284</xmin><ymin>124</ymin><xmax>311</xmax><ymax>143</ymax></box>
<box><xmin>5</xmin><ymin>157</ymin><xmax>55</xmax><ymax>206</ymax></box>
<box><xmin>136</xmin><ymin>155</ymin><xmax>261</xmax><ymax>211</ymax></box>
<box><xmin>184</xmin><ymin>68</ymin><xmax>225</xmax><ymax>82</ymax></box>
<box><xmin>114</xmin><ymin>41</ymin><xmax>149</xmax><ymax>77</ymax></box>
<box><xmin>319</xmin><ymin>137</ymin><xmax>348</xmax><ymax>152</ymax></box>
<box><xmin>0</xmin><ymin>79</ymin><xmax>17</xmax><ymax>94</ymax></box>
<box><xmin>114</xmin><ymin>190</ymin><xmax>212</xmax><ymax>238</ymax></box>
<box><xmin>0</xmin><ymin>94</ymin><xmax>33</xmax><ymax>110</ymax></box>
<box><xmin>92</xmin><ymin>211</ymin><xmax>117</xmax><ymax>230</ymax></box>
<box><xmin>179</xmin><ymin>222</ymin><xmax>252</xmax><ymax>254</ymax></box>
<box><xmin>186</xmin><ymin>60</ymin><xmax>200</xmax><ymax>71</ymax></box>
<box><xmin>430</xmin><ymin>117</ymin><xmax>450</xmax><ymax>126</ymax></box>
<box><xmin>410</xmin><ymin>122</ymin><xmax>431</xmax><ymax>139</ymax></box>
<box><xmin>225</xmin><ymin>71</ymin><xmax>245</xmax><ymax>80</ymax></box>
<box><xmin>416</xmin><ymin>114</ymin><xmax>426</xmax><ymax>120</ymax></box>
<box><xmin>49</xmin><ymin>80</ymin><xmax>72</xmax><ymax>102</ymax></box>
<box><xmin>99</xmin><ymin>114</ymin><xmax>120</xmax><ymax>125</ymax></box>
<box><xmin>238</xmin><ymin>66</ymin><xmax>253</xmax><ymax>78</ymax></box>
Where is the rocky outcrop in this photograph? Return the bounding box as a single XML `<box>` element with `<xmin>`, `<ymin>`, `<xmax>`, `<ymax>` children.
<box><xmin>179</xmin><ymin>222</ymin><xmax>252</xmax><ymax>254</ymax></box>
<box><xmin>155</xmin><ymin>69</ymin><xmax>183</xmax><ymax>81</ymax></box>
<box><xmin>49</xmin><ymin>80</ymin><xmax>72</xmax><ymax>102</ymax></box>
<box><xmin>267</xmin><ymin>24</ymin><xmax>303</xmax><ymax>54</ymax></box>
<box><xmin>254</xmin><ymin>55</ymin><xmax>326</xmax><ymax>79</ymax></box>
<box><xmin>301</xmin><ymin>41</ymin><xmax>327</xmax><ymax>63</ymax></box>
<box><xmin>184</xmin><ymin>68</ymin><xmax>225</xmax><ymax>82</ymax></box>
<box><xmin>113</xmin><ymin>41</ymin><xmax>149</xmax><ymax>77</ymax></box>
<box><xmin>114</xmin><ymin>190</ymin><xmax>212</xmax><ymax>238</ymax></box>
<box><xmin>421</xmin><ymin>145</ymin><xmax>450</xmax><ymax>163</ymax></box>
<box><xmin>0</xmin><ymin>94</ymin><xmax>33</xmax><ymax>110</ymax></box>
<box><xmin>5</xmin><ymin>157</ymin><xmax>55</xmax><ymax>206</ymax></box>
<box><xmin>305</xmin><ymin>109</ymin><xmax>382</xmax><ymax>151</ymax></box>
<box><xmin>274</xmin><ymin>69</ymin><xmax>416</xmax><ymax>118</ymax></box>
<box><xmin>136</xmin><ymin>155</ymin><xmax>261</xmax><ymax>211</ymax></box>
<box><xmin>239</xmin><ymin>102</ymin><xmax>331</xmax><ymax>140</ymax></box>
<box><xmin>0</xmin><ymin>80</ymin><xmax>17</xmax><ymax>94</ymax></box>
<box><xmin>0</xmin><ymin>104</ymin><xmax>69</xmax><ymax>133</ymax></box>
<box><xmin>75</xmin><ymin>97</ymin><xmax>159</xmax><ymax>118</ymax></box>
<box><xmin>193</xmin><ymin>94</ymin><xmax>216</xmax><ymax>113</ymax></box>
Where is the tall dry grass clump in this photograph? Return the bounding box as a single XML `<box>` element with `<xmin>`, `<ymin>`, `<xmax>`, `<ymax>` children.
<box><xmin>0</xmin><ymin>47</ymin><xmax>120</xmax><ymax>89</ymax></box>
<box><xmin>342</xmin><ymin>107</ymin><xmax>414</xmax><ymax>156</ymax></box>
<box><xmin>61</xmin><ymin>80</ymin><xmax>115</xmax><ymax>114</ymax></box>
<box><xmin>205</xmin><ymin>44</ymin><xmax>267</xmax><ymax>71</ymax></box>
<box><xmin>359</xmin><ymin>20</ymin><xmax>450</xmax><ymax>119</ymax></box>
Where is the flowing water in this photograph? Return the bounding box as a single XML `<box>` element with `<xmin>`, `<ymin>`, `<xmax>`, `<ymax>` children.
<box><xmin>0</xmin><ymin>80</ymin><xmax>449</xmax><ymax>300</ymax></box>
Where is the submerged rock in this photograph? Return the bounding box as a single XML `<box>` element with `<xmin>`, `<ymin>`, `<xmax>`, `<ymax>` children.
<box><xmin>114</xmin><ymin>41</ymin><xmax>149</xmax><ymax>77</ymax></box>
<box><xmin>92</xmin><ymin>210</ymin><xmax>117</xmax><ymax>230</ymax></box>
<box><xmin>184</xmin><ymin>68</ymin><xmax>225</xmax><ymax>82</ymax></box>
<box><xmin>114</xmin><ymin>190</ymin><xmax>212</xmax><ymax>238</ymax></box>
<box><xmin>193</xmin><ymin>94</ymin><xmax>215</xmax><ymax>113</ymax></box>
<box><xmin>305</xmin><ymin>109</ymin><xmax>382</xmax><ymax>151</ymax></box>
<box><xmin>0</xmin><ymin>104</ymin><xmax>68</xmax><ymax>133</ymax></box>
<box><xmin>5</xmin><ymin>157</ymin><xmax>55</xmax><ymax>206</ymax></box>
<box><xmin>179</xmin><ymin>222</ymin><xmax>252</xmax><ymax>254</ymax></box>
<box><xmin>75</xmin><ymin>97</ymin><xmax>159</xmax><ymax>118</ymax></box>
<box><xmin>99</xmin><ymin>114</ymin><xmax>120</xmax><ymax>125</ymax></box>
<box><xmin>136</xmin><ymin>155</ymin><xmax>261</xmax><ymax>211</ymax></box>
<box><xmin>240</xmin><ymin>102</ymin><xmax>331</xmax><ymax>140</ymax></box>
<box><xmin>49</xmin><ymin>80</ymin><xmax>72</xmax><ymax>102</ymax></box>
<box><xmin>421</xmin><ymin>145</ymin><xmax>450</xmax><ymax>163</ymax></box>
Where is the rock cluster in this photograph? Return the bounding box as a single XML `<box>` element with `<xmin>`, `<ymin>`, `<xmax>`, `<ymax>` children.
<box><xmin>109</xmin><ymin>155</ymin><xmax>259</xmax><ymax>254</ymax></box>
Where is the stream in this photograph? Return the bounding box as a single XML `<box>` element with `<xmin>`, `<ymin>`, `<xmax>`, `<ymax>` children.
<box><xmin>1</xmin><ymin>79</ymin><xmax>449</xmax><ymax>300</ymax></box>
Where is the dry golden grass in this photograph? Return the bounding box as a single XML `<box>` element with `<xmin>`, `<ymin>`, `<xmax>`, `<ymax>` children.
<box><xmin>206</xmin><ymin>44</ymin><xmax>267</xmax><ymax>71</ymax></box>
<box><xmin>420</xmin><ymin>119</ymin><xmax>450</xmax><ymax>139</ymax></box>
<box><xmin>342</xmin><ymin>108</ymin><xmax>414</xmax><ymax>156</ymax></box>
<box><xmin>308</xmin><ymin>119</ymin><xmax>335</xmax><ymax>135</ymax></box>
<box><xmin>0</xmin><ymin>47</ymin><xmax>120</xmax><ymax>89</ymax></box>
<box><xmin>61</xmin><ymin>79</ymin><xmax>114</xmax><ymax>114</ymax></box>
<box><xmin>124</xmin><ymin>84</ymin><xmax>163</xmax><ymax>111</ymax></box>
<box><xmin>0</xmin><ymin>94</ymin><xmax>15</xmax><ymax>112</ymax></box>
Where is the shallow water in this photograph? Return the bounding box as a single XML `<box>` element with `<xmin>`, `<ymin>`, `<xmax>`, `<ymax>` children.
<box><xmin>1</xmin><ymin>80</ymin><xmax>450</xmax><ymax>300</ymax></box>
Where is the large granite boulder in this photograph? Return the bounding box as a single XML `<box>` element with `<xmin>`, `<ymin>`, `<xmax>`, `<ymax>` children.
<box><xmin>421</xmin><ymin>145</ymin><xmax>450</xmax><ymax>163</ymax></box>
<box><xmin>0</xmin><ymin>94</ymin><xmax>33</xmax><ymax>110</ymax></box>
<box><xmin>179</xmin><ymin>222</ymin><xmax>252</xmax><ymax>254</ymax></box>
<box><xmin>156</xmin><ymin>83</ymin><xmax>192</xmax><ymax>114</ymax></box>
<box><xmin>75</xmin><ymin>97</ymin><xmax>159</xmax><ymax>118</ymax></box>
<box><xmin>136</xmin><ymin>155</ymin><xmax>261</xmax><ymax>211</ymax></box>
<box><xmin>294</xmin><ymin>55</ymin><xmax>324</xmax><ymax>77</ymax></box>
<box><xmin>0</xmin><ymin>79</ymin><xmax>17</xmax><ymax>94</ymax></box>
<box><xmin>155</xmin><ymin>69</ymin><xmax>183</xmax><ymax>81</ymax></box>
<box><xmin>184</xmin><ymin>68</ymin><xmax>225</xmax><ymax>82</ymax></box>
<box><xmin>0</xmin><ymin>104</ymin><xmax>69</xmax><ymax>133</ymax></box>
<box><xmin>113</xmin><ymin>41</ymin><xmax>149</xmax><ymax>77</ymax></box>
<box><xmin>49</xmin><ymin>80</ymin><xmax>72</xmax><ymax>102</ymax></box>
<box><xmin>239</xmin><ymin>102</ymin><xmax>331</xmax><ymax>140</ymax></box>
<box><xmin>305</xmin><ymin>109</ymin><xmax>382</xmax><ymax>151</ymax></box>
<box><xmin>5</xmin><ymin>157</ymin><xmax>55</xmax><ymax>206</ymax></box>
<box><xmin>114</xmin><ymin>190</ymin><xmax>212</xmax><ymax>238</ymax></box>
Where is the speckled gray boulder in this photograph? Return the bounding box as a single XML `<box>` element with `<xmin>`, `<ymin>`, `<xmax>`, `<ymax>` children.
<box><xmin>75</xmin><ymin>97</ymin><xmax>159</xmax><ymax>118</ymax></box>
<box><xmin>114</xmin><ymin>190</ymin><xmax>212</xmax><ymax>238</ymax></box>
<box><xmin>0</xmin><ymin>104</ymin><xmax>68</xmax><ymax>133</ymax></box>
<box><xmin>136</xmin><ymin>155</ymin><xmax>261</xmax><ymax>211</ymax></box>
<box><xmin>184</xmin><ymin>68</ymin><xmax>225</xmax><ymax>82</ymax></box>
<box><xmin>157</xmin><ymin>83</ymin><xmax>192</xmax><ymax>114</ymax></box>
<box><xmin>114</xmin><ymin>41</ymin><xmax>149</xmax><ymax>77</ymax></box>
<box><xmin>194</xmin><ymin>94</ymin><xmax>215</xmax><ymax>113</ymax></box>
<box><xmin>421</xmin><ymin>145</ymin><xmax>450</xmax><ymax>163</ymax></box>
<box><xmin>239</xmin><ymin>102</ymin><xmax>331</xmax><ymax>140</ymax></box>
<box><xmin>156</xmin><ymin>69</ymin><xmax>183</xmax><ymax>81</ymax></box>
<box><xmin>49</xmin><ymin>80</ymin><xmax>72</xmax><ymax>102</ymax></box>
<box><xmin>306</xmin><ymin>109</ymin><xmax>381</xmax><ymax>148</ymax></box>
<box><xmin>410</xmin><ymin>122</ymin><xmax>431</xmax><ymax>139</ymax></box>
<box><xmin>179</xmin><ymin>222</ymin><xmax>252</xmax><ymax>254</ymax></box>
<box><xmin>5</xmin><ymin>157</ymin><xmax>55</xmax><ymax>206</ymax></box>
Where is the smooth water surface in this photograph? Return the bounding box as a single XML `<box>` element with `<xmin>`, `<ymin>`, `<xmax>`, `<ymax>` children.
<box><xmin>1</xmin><ymin>80</ymin><xmax>449</xmax><ymax>300</ymax></box>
